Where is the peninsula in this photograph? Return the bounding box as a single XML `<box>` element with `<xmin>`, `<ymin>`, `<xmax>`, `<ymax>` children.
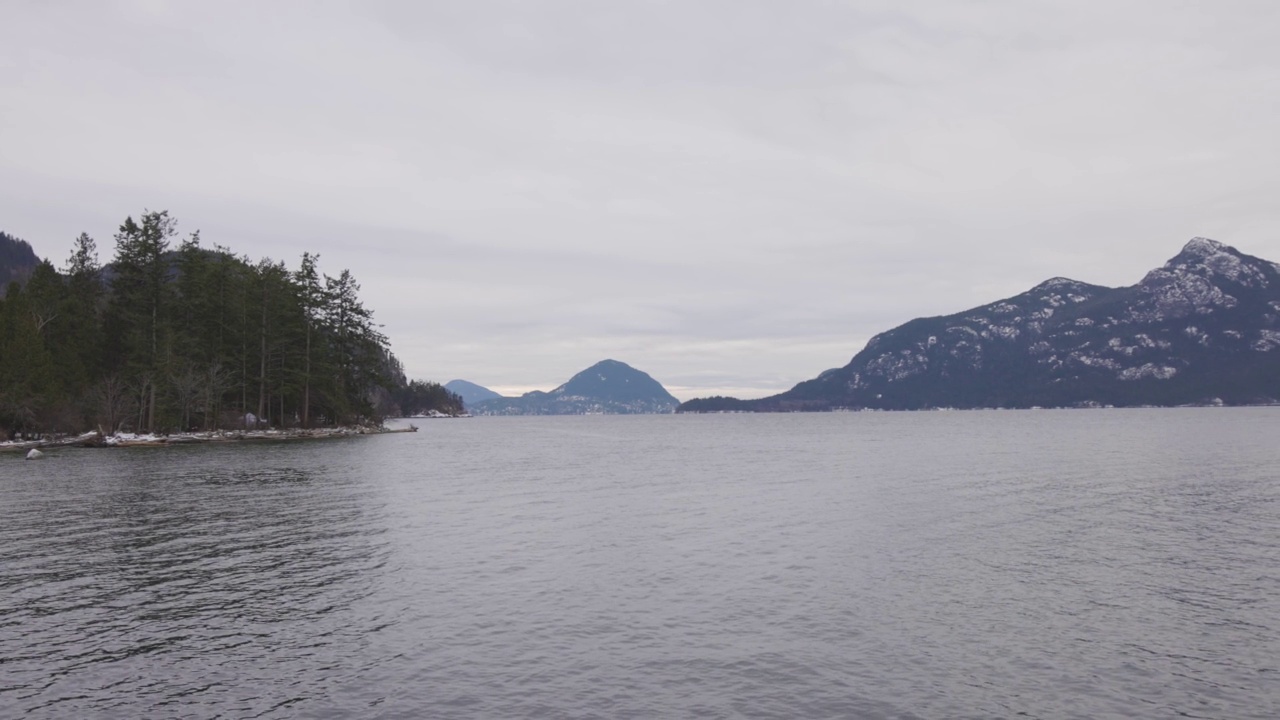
<box><xmin>0</xmin><ymin>211</ymin><xmax>458</xmax><ymax>444</ymax></box>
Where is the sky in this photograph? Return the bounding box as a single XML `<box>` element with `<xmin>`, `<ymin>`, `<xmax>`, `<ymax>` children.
<box><xmin>3</xmin><ymin>1</ymin><xmax>1279</xmax><ymax>400</ymax></box>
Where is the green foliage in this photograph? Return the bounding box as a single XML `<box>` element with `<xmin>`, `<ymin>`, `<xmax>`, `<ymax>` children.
<box><xmin>0</xmin><ymin>281</ymin><xmax>58</xmax><ymax>434</ymax></box>
<box><xmin>675</xmin><ymin>396</ymin><xmax>752</xmax><ymax>413</ymax></box>
<box><xmin>0</xmin><ymin>210</ymin><xmax>449</xmax><ymax>437</ymax></box>
<box><xmin>395</xmin><ymin>380</ymin><xmax>465</xmax><ymax>417</ymax></box>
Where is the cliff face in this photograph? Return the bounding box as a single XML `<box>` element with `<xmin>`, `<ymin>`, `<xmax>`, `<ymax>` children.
<box><xmin>683</xmin><ymin>238</ymin><xmax>1280</xmax><ymax>412</ymax></box>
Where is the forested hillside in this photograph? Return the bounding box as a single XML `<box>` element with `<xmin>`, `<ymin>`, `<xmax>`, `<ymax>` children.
<box><xmin>0</xmin><ymin>210</ymin><xmax>458</xmax><ymax>437</ymax></box>
<box><xmin>0</xmin><ymin>231</ymin><xmax>39</xmax><ymax>287</ymax></box>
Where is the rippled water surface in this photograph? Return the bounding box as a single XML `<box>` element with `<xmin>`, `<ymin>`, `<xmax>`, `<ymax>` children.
<box><xmin>2</xmin><ymin>409</ymin><xmax>1278</xmax><ymax>718</ymax></box>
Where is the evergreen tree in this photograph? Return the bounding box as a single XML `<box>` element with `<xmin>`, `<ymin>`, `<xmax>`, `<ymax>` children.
<box><xmin>250</xmin><ymin>258</ymin><xmax>292</xmax><ymax>426</ymax></box>
<box><xmin>0</xmin><ymin>282</ymin><xmax>57</xmax><ymax>436</ymax></box>
<box><xmin>294</xmin><ymin>252</ymin><xmax>327</xmax><ymax>428</ymax></box>
<box><xmin>107</xmin><ymin>211</ymin><xmax>177</xmax><ymax>432</ymax></box>
<box><xmin>0</xmin><ymin>209</ymin><xmax>451</xmax><ymax>436</ymax></box>
<box><xmin>62</xmin><ymin>232</ymin><xmax>105</xmax><ymax>400</ymax></box>
<box><xmin>323</xmin><ymin>269</ymin><xmax>388</xmax><ymax>424</ymax></box>
<box><xmin>21</xmin><ymin>260</ymin><xmax>79</xmax><ymax>427</ymax></box>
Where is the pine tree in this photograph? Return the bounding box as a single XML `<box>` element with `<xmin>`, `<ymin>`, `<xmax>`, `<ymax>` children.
<box><xmin>107</xmin><ymin>211</ymin><xmax>177</xmax><ymax>432</ymax></box>
<box><xmin>250</xmin><ymin>258</ymin><xmax>291</xmax><ymax>426</ymax></box>
<box><xmin>2</xmin><ymin>209</ymin><xmax>423</xmax><ymax>434</ymax></box>
<box><xmin>62</xmin><ymin>232</ymin><xmax>105</xmax><ymax>398</ymax></box>
<box><xmin>324</xmin><ymin>269</ymin><xmax>388</xmax><ymax>423</ymax></box>
<box><xmin>0</xmin><ymin>282</ymin><xmax>57</xmax><ymax>436</ymax></box>
<box><xmin>294</xmin><ymin>252</ymin><xmax>327</xmax><ymax>428</ymax></box>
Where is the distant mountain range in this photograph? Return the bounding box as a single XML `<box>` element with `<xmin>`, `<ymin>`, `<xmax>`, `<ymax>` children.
<box><xmin>471</xmin><ymin>359</ymin><xmax>679</xmax><ymax>415</ymax></box>
<box><xmin>681</xmin><ymin>238</ymin><xmax>1280</xmax><ymax>412</ymax></box>
<box><xmin>0</xmin><ymin>231</ymin><xmax>40</xmax><ymax>287</ymax></box>
<box><xmin>444</xmin><ymin>379</ymin><xmax>504</xmax><ymax>407</ymax></box>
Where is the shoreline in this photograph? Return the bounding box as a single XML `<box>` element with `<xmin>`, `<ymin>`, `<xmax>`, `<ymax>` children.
<box><xmin>1</xmin><ymin>424</ymin><xmax>418</xmax><ymax>453</ymax></box>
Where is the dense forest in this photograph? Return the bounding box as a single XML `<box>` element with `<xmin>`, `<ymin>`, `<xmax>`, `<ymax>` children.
<box><xmin>0</xmin><ymin>211</ymin><xmax>461</xmax><ymax>438</ymax></box>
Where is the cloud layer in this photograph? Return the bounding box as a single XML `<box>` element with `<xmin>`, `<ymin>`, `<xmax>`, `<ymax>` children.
<box><xmin>4</xmin><ymin>1</ymin><xmax>1279</xmax><ymax>398</ymax></box>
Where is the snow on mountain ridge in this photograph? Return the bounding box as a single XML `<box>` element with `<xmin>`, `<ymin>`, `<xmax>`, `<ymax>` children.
<box><xmin>1181</xmin><ymin>237</ymin><xmax>1227</xmax><ymax>256</ymax></box>
<box><xmin>681</xmin><ymin>236</ymin><xmax>1280</xmax><ymax>413</ymax></box>
<box><xmin>750</xmin><ymin>238</ymin><xmax>1280</xmax><ymax>409</ymax></box>
<box><xmin>1150</xmin><ymin>237</ymin><xmax>1270</xmax><ymax>288</ymax></box>
<box><xmin>1126</xmin><ymin>237</ymin><xmax>1280</xmax><ymax>321</ymax></box>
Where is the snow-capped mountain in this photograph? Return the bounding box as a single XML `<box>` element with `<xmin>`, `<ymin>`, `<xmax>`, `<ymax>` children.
<box><xmin>471</xmin><ymin>359</ymin><xmax>679</xmax><ymax>415</ymax></box>
<box><xmin>682</xmin><ymin>238</ymin><xmax>1280</xmax><ymax>411</ymax></box>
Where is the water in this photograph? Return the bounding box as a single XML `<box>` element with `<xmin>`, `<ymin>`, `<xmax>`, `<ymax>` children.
<box><xmin>2</xmin><ymin>409</ymin><xmax>1277</xmax><ymax>719</ymax></box>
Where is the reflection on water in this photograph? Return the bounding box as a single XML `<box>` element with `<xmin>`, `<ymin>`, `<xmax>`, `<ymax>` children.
<box><xmin>2</xmin><ymin>410</ymin><xmax>1278</xmax><ymax>719</ymax></box>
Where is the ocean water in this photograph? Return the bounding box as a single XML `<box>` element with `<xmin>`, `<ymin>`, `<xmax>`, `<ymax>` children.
<box><xmin>1</xmin><ymin>409</ymin><xmax>1277</xmax><ymax>719</ymax></box>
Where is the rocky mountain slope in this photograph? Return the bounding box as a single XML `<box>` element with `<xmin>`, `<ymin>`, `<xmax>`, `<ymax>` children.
<box><xmin>681</xmin><ymin>238</ymin><xmax>1280</xmax><ymax>411</ymax></box>
<box><xmin>472</xmin><ymin>359</ymin><xmax>679</xmax><ymax>415</ymax></box>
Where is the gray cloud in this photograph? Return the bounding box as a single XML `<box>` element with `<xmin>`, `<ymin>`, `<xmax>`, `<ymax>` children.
<box><xmin>3</xmin><ymin>1</ymin><xmax>1279</xmax><ymax>399</ymax></box>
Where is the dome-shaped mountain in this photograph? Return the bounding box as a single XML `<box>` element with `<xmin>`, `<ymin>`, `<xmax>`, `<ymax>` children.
<box><xmin>681</xmin><ymin>238</ymin><xmax>1280</xmax><ymax>411</ymax></box>
<box><xmin>444</xmin><ymin>379</ymin><xmax>504</xmax><ymax>407</ymax></box>
<box><xmin>471</xmin><ymin>360</ymin><xmax>679</xmax><ymax>415</ymax></box>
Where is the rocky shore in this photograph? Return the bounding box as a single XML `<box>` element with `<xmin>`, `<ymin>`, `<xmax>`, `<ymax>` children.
<box><xmin>2</xmin><ymin>424</ymin><xmax>417</xmax><ymax>453</ymax></box>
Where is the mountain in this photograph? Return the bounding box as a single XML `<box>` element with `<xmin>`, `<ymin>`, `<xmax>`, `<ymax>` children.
<box><xmin>681</xmin><ymin>238</ymin><xmax>1280</xmax><ymax>412</ymax></box>
<box><xmin>445</xmin><ymin>379</ymin><xmax>504</xmax><ymax>407</ymax></box>
<box><xmin>471</xmin><ymin>359</ymin><xmax>679</xmax><ymax>415</ymax></box>
<box><xmin>1</xmin><ymin>231</ymin><xmax>41</xmax><ymax>287</ymax></box>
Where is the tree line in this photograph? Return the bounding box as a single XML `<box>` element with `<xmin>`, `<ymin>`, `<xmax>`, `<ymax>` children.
<box><xmin>0</xmin><ymin>210</ymin><xmax>461</xmax><ymax>437</ymax></box>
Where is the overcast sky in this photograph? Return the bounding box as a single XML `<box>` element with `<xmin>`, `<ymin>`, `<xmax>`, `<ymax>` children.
<box><xmin>3</xmin><ymin>1</ymin><xmax>1279</xmax><ymax>399</ymax></box>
